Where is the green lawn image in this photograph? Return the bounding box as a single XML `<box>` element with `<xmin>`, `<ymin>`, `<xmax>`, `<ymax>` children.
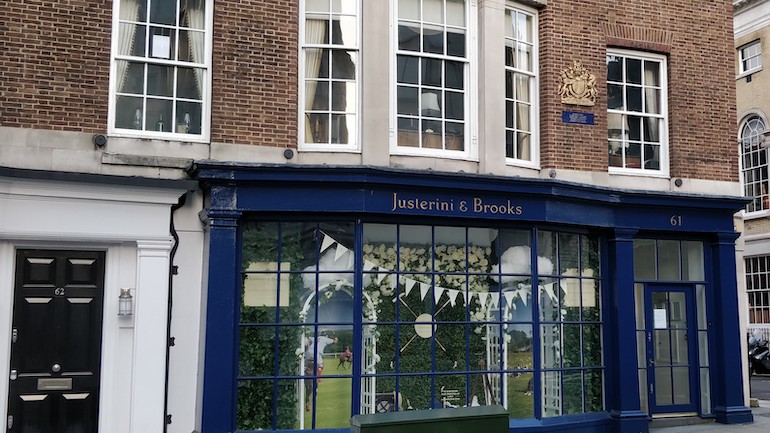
<box><xmin>301</xmin><ymin>352</ymin><xmax>534</xmax><ymax>428</ymax></box>
<box><xmin>303</xmin><ymin>355</ymin><xmax>352</xmax><ymax>429</ymax></box>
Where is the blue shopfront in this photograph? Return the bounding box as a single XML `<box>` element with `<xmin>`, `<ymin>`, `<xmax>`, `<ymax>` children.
<box><xmin>191</xmin><ymin>163</ymin><xmax>752</xmax><ymax>433</ymax></box>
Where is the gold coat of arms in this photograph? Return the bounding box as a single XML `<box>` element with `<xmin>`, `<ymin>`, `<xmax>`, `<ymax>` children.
<box><xmin>559</xmin><ymin>60</ymin><xmax>597</xmax><ymax>106</ymax></box>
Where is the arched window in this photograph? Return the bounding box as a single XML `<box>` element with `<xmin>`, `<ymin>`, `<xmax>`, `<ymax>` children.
<box><xmin>740</xmin><ymin>116</ymin><xmax>768</xmax><ymax>212</ymax></box>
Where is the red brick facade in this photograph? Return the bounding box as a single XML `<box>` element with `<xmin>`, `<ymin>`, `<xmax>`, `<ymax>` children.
<box><xmin>0</xmin><ymin>0</ymin><xmax>737</xmax><ymax>182</ymax></box>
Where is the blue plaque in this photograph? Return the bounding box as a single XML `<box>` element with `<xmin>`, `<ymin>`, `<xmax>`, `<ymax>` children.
<box><xmin>562</xmin><ymin>111</ymin><xmax>595</xmax><ymax>125</ymax></box>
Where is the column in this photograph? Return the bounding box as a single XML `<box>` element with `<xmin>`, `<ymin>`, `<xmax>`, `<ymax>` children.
<box><xmin>200</xmin><ymin>209</ymin><xmax>242</xmax><ymax>433</ymax></box>
<box><xmin>607</xmin><ymin>229</ymin><xmax>648</xmax><ymax>433</ymax></box>
<box><xmin>711</xmin><ymin>232</ymin><xmax>753</xmax><ymax>424</ymax></box>
<box><xmin>130</xmin><ymin>239</ymin><xmax>174</xmax><ymax>433</ymax></box>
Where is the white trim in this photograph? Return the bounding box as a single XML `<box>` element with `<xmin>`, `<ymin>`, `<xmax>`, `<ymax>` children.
<box><xmin>606</xmin><ymin>48</ymin><xmax>670</xmax><ymax>178</ymax></box>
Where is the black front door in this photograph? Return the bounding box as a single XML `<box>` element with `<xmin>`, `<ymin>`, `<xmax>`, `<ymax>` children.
<box><xmin>7</xmin><ymin>250</ymin><xmax>105</xmax><ymax>432</ymax></box>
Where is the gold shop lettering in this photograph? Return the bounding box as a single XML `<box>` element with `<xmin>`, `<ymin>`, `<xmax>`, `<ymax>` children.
<box><xmin>391</xmin><ymin>193</ymin><xmax>523</xmax><ymax>215</ymax></box>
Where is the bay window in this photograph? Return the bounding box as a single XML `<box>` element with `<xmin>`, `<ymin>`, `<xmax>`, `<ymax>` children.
<box><xmin>110</xmin><ymin>0</ymin><xmax>210</xmax><ymax>140</ymax></box>
<box><xmin>394</xmin><ymin>0</ymin><xmax>471</xmax><ymax>154</ymax></box>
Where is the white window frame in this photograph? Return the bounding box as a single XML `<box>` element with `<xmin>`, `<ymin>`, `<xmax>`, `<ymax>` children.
<box><xmin>739</xmin><ymin>40</ymin><xmax>762</xmax><ymax>75</ymax></box>
<box><xmin>298</xmin><ymin>0</ymin><xmax>361</xmax><ymax>152</ymax></box>
<box><xmin>390</xmin><ymin>0</ymin><xmax>478</xmax><ymax>160</ymax></box>
<box><xmin>606</xmin><ymin>49</ymin><xmax>669</xmax><ymax>177</ymax></box>
<box><xmin>107</xmin><ymin>0</ymin><xmax>213</xmax><ymax>143</ymax></box>
<box><xmin>504</xmin><ymin>3</ymin><xmax>539</xmax><ymax>168</ymax></box>
<box><xmin>740</xmin><ymin>114</ymin><xmax>769</xmax><ymax>215</ymax></box>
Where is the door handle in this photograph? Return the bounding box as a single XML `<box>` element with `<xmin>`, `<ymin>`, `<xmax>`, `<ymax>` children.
<box><xmin>52</xmin><ymin>364</ymin><xmax>61</xmax><ymax>373</ymax></box>
<box><xmin>10</xmin><ymin>370</ymin><xmax>17</xmax><ymax>381</ymax></box>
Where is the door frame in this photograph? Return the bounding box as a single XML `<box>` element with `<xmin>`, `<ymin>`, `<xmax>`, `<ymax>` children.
<box><xmin>643</xmin><ymin>283</ymin><xmax>700</xmax><ymax>416</ymax></box>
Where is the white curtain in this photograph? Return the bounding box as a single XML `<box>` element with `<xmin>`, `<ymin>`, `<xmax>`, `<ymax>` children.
<box><xmin>117</xmin><ymin>0</ymin><xmax>140</xmax><ymax>92</ymax></box>
<box><xmin>304</xmin><ymin>19</ymin><xmax>326</xmax><ymax>142</ymax></box>
<box><xmin>515</xmin><ymin>73</ymin><xmax>531</xmax><ymax>160</ymax></box>
<box><xmin>643</xmin><ymin>65</ymin><xmax>659</xmax><ymax>165</ymax></box>
<box><xmin>186</xmin><ymin>0</ymin><xmax>206</xmax><ymax>98</ymax></box>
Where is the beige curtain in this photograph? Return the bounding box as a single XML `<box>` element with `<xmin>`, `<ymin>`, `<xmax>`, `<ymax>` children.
<box><xmin>515</xmin><ymin>73</ymin><xmax>531</xmax><ymax>160</ymax></box>
<box><xmin>117</xmin><ymin>0</ymin><xmax>140</xmax><ymax>92</ymax></box>
<box><xmin>304</xmin><ymin>19</ymin><xmax>326</xmax><ymax>142</ymax></box>
<box><xmin>186</xmin><ymin>0</ymin><xmax>206</xmax><ymax>99</ymax></box>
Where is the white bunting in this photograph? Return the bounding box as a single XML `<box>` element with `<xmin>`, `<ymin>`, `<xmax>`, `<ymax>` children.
<box><xmin>334</xmin><ymin>244</ymin><xmax>349</xmax><ymax>262</ymax></box>
<box><xmin>335</xmin><ymin>280</ymin><xmax>344</xmax><ymax>291</ymax></box>
<box><xmin>447</xmin><ymin>289</ymin><xmax>460</xmax><ymax>307</ymax></box>
<box><xmin>544</xmin><ymin>285</ymin><xmax>557</xmax><ymax>303</ymax></box>
<box><xmin>363</xmin><ymin>260</ymin><xmax>377</xmax><ymax>272</ymax></box>
<box><xmin>320</xmin><ymin>233</ymin><xmax>336</xmax><ymax>253</ymax></box>
<box><xmin>520</xmin><ymin>289</ymin><xmax>528</xmax><ymax>306</ymax></box>
<box><xmin>434</xmin><ymin>286</ymin><xmax>445</xmax><ymax>304</ymax></box>
<box><xmin>489</xmin><ymin>293</ymin><xmax>499</xmax><ymax>309</ymax></box>
<box><xmin>503</xmin><ymin>291</ymin><xmax>516</xmax><ymax>307</ymax></box>
<box><xmin>389</xmin><ymin>274</ymin><xmax>398</xmax><ymax>289</ymax></box>
<box><xmin>405</xmin><ymin>278</ymin><xmax>418</xmax><ymax>297</ymax></box>
<box><xmin>478</xmin><ymin>291</ymin><xmax>489</xmax><ymax>307</ymax></box>
<box><xmin>376</xmin><ymin>272</ymin><xmax>389</xmax><ymax>284</ymax></box>
<box><xmin>419</xmin><ymin>283</ymin><xmax>430</xmax><ymax>301</ymax></box>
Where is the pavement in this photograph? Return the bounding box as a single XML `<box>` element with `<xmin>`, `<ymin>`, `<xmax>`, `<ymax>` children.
<box><xmin>649</xmin><ymin>400</ymin><xmax>770</xmax><ymax>433</ymax></box>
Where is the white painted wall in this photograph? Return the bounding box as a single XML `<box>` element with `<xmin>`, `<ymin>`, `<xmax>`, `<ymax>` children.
<box><xmin>0</xmin><ymin>174</ymin><xmax>204</xmax><ymax>433</ymax></box>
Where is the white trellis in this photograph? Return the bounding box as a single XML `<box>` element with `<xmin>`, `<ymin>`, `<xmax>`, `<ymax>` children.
<box><xmin>296</xmin><ymin>282</ymin><xmax>377</xmax><ymax>428</ymax></box>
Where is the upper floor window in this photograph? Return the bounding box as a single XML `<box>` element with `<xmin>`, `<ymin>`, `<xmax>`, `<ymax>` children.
<box><xmin>505</xmin><ymin>5</ymin><xmax>537</xmax><ymax>163</ymax></box>
<box><xmin>300</xmin><ymin>0</ymin><xmax>359</xmax><ymax>150</ymax></box>
<box><xmin>740</xmin><ymin>115</ymin><xmax>768</xmax><ymax>213</ymax></box>
<box><xmin>607</xmin><ymin>50</ymin><xmax>667</xmax><ymax>174</ymax></box>
<box><xmin>394</xmin><ymin>0</ymin><xmax>470</xmax><ymax>154</ymax></box>
<box><xmin>110</xmin><ymin>0</ymin><xmax>210</xmax><ymax>141</ymax></box>
<box><xmin>740</xmin><ymin>40</ymin><xmax>762</xmax><ymax>75</ymax></box>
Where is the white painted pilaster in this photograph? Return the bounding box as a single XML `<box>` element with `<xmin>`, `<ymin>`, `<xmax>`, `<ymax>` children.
<box><xmin>131</xmin><ymin>239</ymin><xmax>173</xmax><ymax>433</ymax></box>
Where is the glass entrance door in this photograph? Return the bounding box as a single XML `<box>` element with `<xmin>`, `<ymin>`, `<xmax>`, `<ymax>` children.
<box><xmin>644</xmin><ymin>287</ymin><xmax>697</xmax><ymax>414</ymax></box>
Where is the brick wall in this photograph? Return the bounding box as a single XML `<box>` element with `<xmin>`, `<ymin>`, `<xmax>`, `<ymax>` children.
<box><xmin>540</xmin><ymin>0</ymin><xmax>738</xmax><ymax>182</ymax></box>
<box><xmin>1</xmin><ymin>1</ymin><xmax>737</xmax><ymax>182</ymax></box>
<box><xmin>210</xmin><ymin>0</ymin><xmax>298</xmax><ymax>146</ymax></box>
<box><xmin>0</xmin><ymin>0</ymin><xmax>111</xmax><ymax>132</ymax></box>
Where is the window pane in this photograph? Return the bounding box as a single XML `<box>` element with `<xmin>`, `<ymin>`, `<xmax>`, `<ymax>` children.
<box><xmin>607</xmin><ymin>84</ymin><xmax>623</xmax><ymax>109</ymax></box>
<box><xmin>397</xmin><ymin>55</ymin><xmax>419</xmax><ymax>84</ymax></box>
<box><xmin>626</xmin><ymin>86</ymin><xmax>642</xmax><ymax>112</ymax></box>
<box><xmin>177</xmin><ymin>67</ymin><xmax>201</xmax><ymax>100</ymax></box>
<box><xmin>424</xmin><ymin>0</ymin><xmax>444</xmax><ymax>24</ymax></box>
<box><xmin>175</xmin><ymin>101</ymin><xmax>202</xmax><ymax>134</ymax></box>
<box><xmin>398</xmin><ymin>86</ymin><xmax>419</xmax><ymax>115</ymax></box>
<box><xmin>607</xmin><ymin>56</ymin><xmax>622</xmax><ymax>82</ymax></box>
<box><xmin>445</xmin><ymin>61</ymin><xmax>464</xmax><ymax>89</ymax></box>
<box><xmin>445</xmin><ymin>91</ymin><xmax>464</xmax><ymax>120</ymax></box>
<box><xmin>331</xmin><ymin>51</ymin><xmax>356</xmax><ymax>79</ymax></box>
<box><xmin>422</xmin><ymin>58</ymin><xmax>442</xmax><ymax>87</ymax></box>
<box><xmin>563</xmin><ymin>371</ymin><xmax>584</xmax><ymax>414</ymax></box>
<box><xmin>150</xmin><ymin>0</ymin><xmax>176</xmax><ymax>25</ymax></box>
<box><xmin>331</xmin><ymin>81</ymin><xmax>356</xmax><ymax>111</ymax></box>
<box><xmin>305</xmin><ymin>19</ymin><xmax>327</xmax><ymax>44</ymax></box>
<box><xmin>306</xmin><ymin>0</ymin><xmax>329</xmax><ymax>12</ymax></box>
<box><xmin>518</xmin><ymin>13</ymin><xmax>532</xmax><ymax>43</ymax></box>
<box><xmin>146</xmin><ymin>98</ymin><xmax>173</xmax><ymax>132</ymax></box>
<box><xmin>399</xmin><ymin>0</ymin><xmax>420</xmax><ymax>20</ymax></box>
<box><xmin>515</xmin><ymin>74</ymin><xmax>530</xmax><ymax>102</ymax></box>
<box><xmin>332</xmin><ymin>16</ymin><xmax>357</xmax><ymax>46</ymax></box>
<box><xmin>331</xmin><ymin>114</ymin><xmax>355</xmax><ymax>143</ymax></box>
<box><xmin>658</xmin><ymin>240</ymin><xmax>681</xmax><ymax>280</ymax></box>
<box><xmin>634</xmin><ymin>239</ymin><xmax>656</xmax><ymax>280</ymax></box>
<box><xmin>421</xmin><ymin>91</ymin><xmax>442</xmax><ymax>117</ymax></box>
<box><xmin>115</xmin><ymin>95</ymin><xmax>144</xmax><ymax>130</ymax></box>
<box><xmin>447</xmin><ymin>0</ymin><xmax>465</xmax><ymax>27</ymax></box>
<box><xmin>644</xmin><ymin>60</ymin><xmax>660</xmax><ymax>86</ymax></box>
<box><xmin>398</xmin><ymin>24</ymin><xmax>421</xmax><ymax>51</ymax></box>
<box><xmin>332</xmin><ymin>0</ymin><xmax>356</xmax><ymax>14</ymax></box>
<box><xmin>447</xmin><ymin>28</ymin><xmax>466</xmax><ymax>57</ymax></box>
<box><xmin>423</xmin><ymin>26</ymin><xmax>444</xmax><ymax>54</ymax></box>
<box><xmin>626</xmin><ymin>58</ymin><xmax>642</xmax><ymax>84</ymax></box>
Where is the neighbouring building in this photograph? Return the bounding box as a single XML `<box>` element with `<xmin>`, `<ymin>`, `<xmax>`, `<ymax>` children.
<box><xmin>735</xmin><ymin>0</ymin><xmax>770</xmax><ymax>347</ymax></box>
<box><xmin>0</xmin><ymin>1</ymin><xmax>752</xmax><ymax>433</ymax></box>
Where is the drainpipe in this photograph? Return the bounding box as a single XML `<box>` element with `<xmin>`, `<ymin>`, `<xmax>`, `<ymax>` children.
<box><xmin>164</xmin><ymin>192</ymin><xmax>187</xmax><ymax>431</ymax></box>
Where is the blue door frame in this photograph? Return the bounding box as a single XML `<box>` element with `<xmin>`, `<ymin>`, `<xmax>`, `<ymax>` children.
<box><xmin>643</xmin><ymin>284</ymin><xmax>698</xmax><ymax>415</ymax></box>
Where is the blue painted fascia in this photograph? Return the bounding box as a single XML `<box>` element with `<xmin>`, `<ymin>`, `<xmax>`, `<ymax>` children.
<box><xmin>190</xmin><ymin>163</ymin><xmax>745</xmax><ymax>233</ymax></box>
